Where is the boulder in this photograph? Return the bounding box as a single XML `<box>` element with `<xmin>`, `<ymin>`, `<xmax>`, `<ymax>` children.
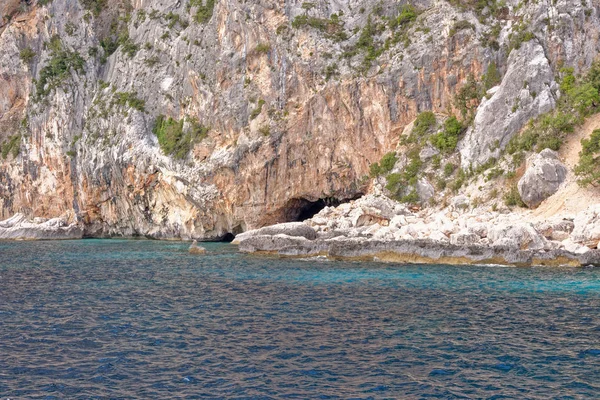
<box><xmin>416</xmin><ymin>178</ymin><xmax>435</xmax><ymax>203</ymax></box>
<box><xmin>450</xmin><ymin>231</ymin><xmax>481</xmax><ymax>246</ymax></box>
<box><xmin>535</xmin><ymin>217</ymin><xmax>574</xmax><ymax>240</ymax></box>
<box><xmin>452</xmin><ymin>195</ymin><xmax>470</xmax><ymax>211</ymax></box>
<box><xmin>571</xmin><ymin>205</ymin><xmax>600</xmax><ymax>247</ymax></box>
<box><xmin>518</xmin><ymin>149</ymin><xmax>567</xmax><ymax>208</ymax></box>
<box><xmin>189</xmin><ymin>240</ymin><xmax>207</xmax><ymax>255</ymax></box>
<box><xmin>488</xmin><ymin>223</ymin><xmax>547</xmax><ymax>250</ymax></box>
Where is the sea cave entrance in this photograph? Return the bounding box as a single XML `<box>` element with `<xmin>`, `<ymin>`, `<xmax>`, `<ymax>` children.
<box><xmin>283</xmin><ymin>195</ymin><xmax>363</xmax><ymax>223</ymax></box>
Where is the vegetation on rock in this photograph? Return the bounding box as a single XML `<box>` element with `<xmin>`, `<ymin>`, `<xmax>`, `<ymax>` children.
<box><xmin>35</xmin><ymin>36</ymin><xmax>84</xmax><ymax>99</ymax></box>
<box><xmin>153</xmin><ymin>115</ymin><xmax>209</xmax><ymax>159</ymax></box>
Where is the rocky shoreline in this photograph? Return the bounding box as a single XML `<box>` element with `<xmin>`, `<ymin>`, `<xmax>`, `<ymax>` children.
<box><xmin>0</xmin><ymin>214</ymin><xmax>82</xmax><ymax>240</ymax></box>
<box><xmin>4</xmin><ymin>192</ymin><xmax>600</xmax><ymax>267</ymax></box>
<box><xmin>235</xmin><ymin>195</ymin><xmax>600</xmax><ymax>267</ymax></box>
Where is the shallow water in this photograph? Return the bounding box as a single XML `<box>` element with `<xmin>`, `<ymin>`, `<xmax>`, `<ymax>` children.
<box><xmin>1</xmin><ymin>240</ymin><xmax>599</xmax><ymax>399</ymax></box>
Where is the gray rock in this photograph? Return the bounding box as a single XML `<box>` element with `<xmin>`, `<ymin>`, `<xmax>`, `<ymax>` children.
<box><xmin>238</xmin><ymin>234</ymin><xmax>596</xmax><ymax>267</ymax></box>
<box><xmin>518</xmin><ymin>149</ymin><xmax>567</xmax><ymax>208</ymax></box>
<box><xmin>450</xmin><ymin>231</ymin><xmax>481</xmax><ymax>246</ymax></box>
<box><xmin>419</xmin><ymin>146</ymin><xmax>439</xmax><ymax>161</ymax></box>
<box><xmin>416</xmin><ymin>178</ymin><xmax>435</xmax><ymax>203</ymax></box>
<box><xmin>232</xmin><ymin>222</ymin><xmax>317</xmax><ymax>244</ymax></box>
<box><xmin>571</xmin><ymin>205</ymin><xmax>600</xmax><ymax>247</ymax></box>
<box><xmin>459</xmin><ymin>42</ymin><xmax>557</xmax><ymax>168</ymax></box>
<box><xmin>452</xmin><ymin>195</ymin><xmax>470</xmax><ymax>210</ymax></box>
<box><xmin>488</xmin><ymin>223</ymin><xmax>547</xmax><ymax>250</ymax></box>
<box><xmin>0</xmin><ymin>214</ymin><xmax>83</xmax><ymax>240</ymax></box>
<box><xmin>535</xmin><ymin>217</ymin><xmax>574</xmax><ymax>240</ymax></box>
<box><xmin>189</xmin><ymin>240</ymin><xmax>207</xmax><ymax>255</ymax></box>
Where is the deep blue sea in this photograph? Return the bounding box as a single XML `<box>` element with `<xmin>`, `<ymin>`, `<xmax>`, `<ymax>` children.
<box><xmin>1</xmin><ymin>240</ymin><xmax>599</xmax><ymax>399</ymax></box>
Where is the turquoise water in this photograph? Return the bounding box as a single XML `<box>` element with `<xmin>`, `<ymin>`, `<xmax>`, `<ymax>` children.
<box><xmin>1</xmin><ymin>240</ymin><xmax>599</xmax><ymax>399</ymax></box>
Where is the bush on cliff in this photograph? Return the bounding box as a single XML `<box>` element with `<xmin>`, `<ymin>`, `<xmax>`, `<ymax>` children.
<box><xmin>575</xmin><ymin>129</ymin><xmax>600</xmax><ymax>186</ymax></box>
<box><xmin>35</xmin><ymin>36</ymin><xmax>84</xmax><ymax>100</ymax></box>
<box><xmin>153</xmin><ymin>115</ymin><xmax>209</xmax><ymax>159</ymax></box>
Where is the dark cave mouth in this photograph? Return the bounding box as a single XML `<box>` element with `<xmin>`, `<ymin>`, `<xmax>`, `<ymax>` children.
<box><xmin>220</xmin><ymin>232</ymin><xmax>236</xmax><ymax>242</ymax></box>
<box><xmin>285</xmin><ymin>195</ymin><xmax>363</xmax><ymax>223</ymax></box>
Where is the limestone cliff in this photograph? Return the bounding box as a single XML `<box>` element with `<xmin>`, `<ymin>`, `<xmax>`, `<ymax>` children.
<box><xmin>0</xmin><ymin>0</ymin><xmax>599</xmax><ymax>239</ymax></box>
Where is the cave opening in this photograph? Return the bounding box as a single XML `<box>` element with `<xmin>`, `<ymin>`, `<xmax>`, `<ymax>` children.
<box><xmin>221</xmin><ymin>232</ymin><xmax>236</xmax><ymax>242</ymax></box>
<box><xmin>285</xmin><ymin>195</ymin><xmax>363</xmax><ymax>223</ymax></box>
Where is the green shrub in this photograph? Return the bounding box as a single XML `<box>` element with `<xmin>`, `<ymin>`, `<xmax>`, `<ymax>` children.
<box><xmin>113</xmin><ymin>91</ymin><xmax>145</xmax><ymax>112</ymax></box>
<box><xmin>389</xmin><ymin>5</ymin><xmax>417</xmax><ymax>29</ymax></box>
<box><xmin>119</xmin><ymin>32</ymin><xmax>139</xmax><ymax>58</ymax></box>
<box><xmin>400</xmin><ymin>189</ymin><xmax>420</xmax><ymax>204</ymax></box>
<box><xmin>431</xmin><ymin>116</ymin><xmax>464</xmax><ymax>152</ymax></box>
<box><xmin>250</xmin><ymin>99</ymin><xmax>265</xmax><ymax>120</ymax></box>
<box><xmin>0</xmin><ymin>135</ymin><xmax>21</xmax><ymax>159</ymax></box>
<box><xmin>19</xmin><ymin>47</ymin><xmax>36</xmax><ymax>64</ymax></box>
<box><xmin>506</xmin><ymin>112</ymin><xmax>576</xmax><ymax>154</ymax></box>
<box><xmin>449</xmin><ymin>20</ymin><xmax>475</xmax><ymax>37</ymax></box>
<box><xmin>482</xmin><ymin>61</ymin><xmax>502</xmax><ymax>91</ymax></box>
<box><xmin>370</xmin><ymin>152</ymin><xmax>398</xmax><ymax>178</ymax></box>
<box><xmin>191</xmin><ymin>0</ymin><xmax>215</xmax><ymax>24</ymax></box>
<box><xmin>35</xmin><ymin>37</ymin><xmax>84</xmax><ymax>99</ymax></box>
<box><xmin>254</xmin><ymin>43</ymin><xmax>271</xmax><ymax>54</ymax></box>
<box><xmin>454</xmin><ymin>74</ymin><xmax>482</xmax><ymax>119</ymax></box>
<box><xmin>369</xmin><ymin>162</ymin><xmax>382</xmax><ymax>177</ymax></box>
<box><xmin>444</xmin><ymin>162</ymin><xmax>456</xmax><ymax>177</ymax></box>
<box><xmin>153</xmin><ymin>115</ymin><xmax>209</xmax><ymax>159</ymax></box>
<box><xmin>292</xmin><ymin>13</ymin><xmax>347</xmax><ymax>42</ymax></box>
<box><xmin>575</xmin><ymin>129</ymin><xmax>600</xmax><ymax>185</ymax></box>
<box><xmin>80</xmin><ymin>0</ymin><xmax>106</xmax><ymax>16</ymax></box>
<box><xmin>379</xmin><ymin>152</ymin><xmax>398</xmax><ymax>172</ymax></box>
<box><xmin>504</xmin><ymin>183</ymin><xmax>526</xmax><ymax>207</ymax></box>
<box><xmin>410</xmin><ymin>111</ymin><xmax>437</xmax><ymax>141</ymax></box>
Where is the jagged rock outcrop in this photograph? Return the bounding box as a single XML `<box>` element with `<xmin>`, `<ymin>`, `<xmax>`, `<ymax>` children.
<box><xmin>459</xmin><ymin>42</ymin><xmax>557</xmax><ymax>168</ymax></box>
<box><xmin>0</xmin><ymin>0</ymin><xmax>599</xmax><ymax>239</ymax></box>
<box><xmin>517</xmin><ymin>149</ymin><xmax>567</xmax><ymax>208</ymax></box>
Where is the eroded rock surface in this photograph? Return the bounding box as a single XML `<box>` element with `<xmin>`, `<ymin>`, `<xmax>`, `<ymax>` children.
<box><xmin>518</xmin><ymin>149</ymin><xmax>567</xmax><ymax>208</ymax></box>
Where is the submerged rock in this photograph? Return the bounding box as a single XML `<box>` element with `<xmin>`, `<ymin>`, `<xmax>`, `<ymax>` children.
<box><xmin>189</xmin><ymin>240</ymin><xmax>207</xmax><ymax>255</ymax></box>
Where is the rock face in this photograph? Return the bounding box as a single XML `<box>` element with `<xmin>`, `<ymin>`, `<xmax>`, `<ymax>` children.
<box><xmin>0</xmin><ymin>213</ymin><xmax>82</xmax><ymax>240</ymax></box>
<box><xmin>459</xmin><ymin>42</ymin><xmax>557</xmax><ymax>168</ymax></box>
<box><xmin>517</xmin><ymin>149</ymin><xmax>567</xmax><ymax>208</ymax></box>
<box><xmin>0</xmin><ymin>0</ymin><xmax>599</xmax><ymax>239</ymax></box>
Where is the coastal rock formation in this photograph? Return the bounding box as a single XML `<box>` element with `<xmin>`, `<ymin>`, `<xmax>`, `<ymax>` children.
<box><xmin>0</xmin><ymin>213</ymin><xmax>82</xmax><ymax>240</ymax></box>
<box><xmin>236</xmin><ymin>194</ymin><xmax>600</xmax><ymax>266</ymax></box>
<box><xmin>518</xmin><ymin>149</ymin><xmax>567</xmax><ymax>208</ymax></box>
<box><xmin>232</xmin><ymin>221</ymin><xmax>317</xmax><ymax>244</ymax></box>
<box><xmin>0</xmin><ymin>0</ymin><xmax>599</xmax><ymax>239</ymax></box>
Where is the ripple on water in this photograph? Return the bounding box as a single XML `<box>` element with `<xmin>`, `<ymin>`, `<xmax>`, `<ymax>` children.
<box><xmin>0</xmin><ymin>240</ymin><xmax>599</xmax><ymax>398</ymax></box>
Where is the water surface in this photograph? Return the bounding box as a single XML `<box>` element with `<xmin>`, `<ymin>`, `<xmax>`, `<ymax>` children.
<box><xmin>1</xmin><ymin>240</ymin><xmax>599</xmax><ymax>398</ymax></box>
